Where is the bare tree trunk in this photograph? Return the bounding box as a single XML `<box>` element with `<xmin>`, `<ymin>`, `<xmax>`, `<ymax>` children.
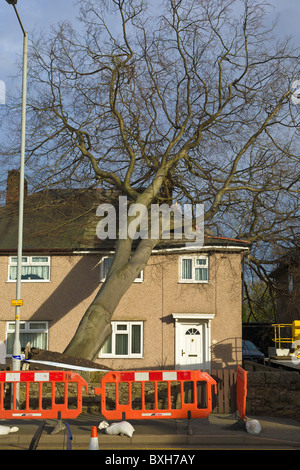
<box><xmin>64</xmin><ymin>236</ymin><xmax>158</xmax><ymax>360</ymax></box>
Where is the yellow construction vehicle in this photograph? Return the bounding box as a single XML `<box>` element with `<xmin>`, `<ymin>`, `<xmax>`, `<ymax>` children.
<box><xmin>267</xmin><ymin>320</ymin><xmax>300</xmax><ymax>369</ymax></box>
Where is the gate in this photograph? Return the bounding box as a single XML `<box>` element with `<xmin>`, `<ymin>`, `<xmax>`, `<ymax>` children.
<box><xmin>94</xmin><ymin>369</ymin><xmax>217</xmax><ymax>420</ymax></box>
<box><xmin>0</xmin><ymin>370</ymin><xmax>88</xmax><ymax>420</ymax></box>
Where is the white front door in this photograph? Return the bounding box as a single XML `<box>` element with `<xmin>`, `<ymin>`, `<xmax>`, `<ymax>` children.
<box><xmin>174</xmin><ymin>315</ymin><xmax>214</xmax><ymax>370</ymax></box>
<box><xmin>179</xmin><ymin>322</ymin><xmax>204</xmax><ymax>369</ymax></box>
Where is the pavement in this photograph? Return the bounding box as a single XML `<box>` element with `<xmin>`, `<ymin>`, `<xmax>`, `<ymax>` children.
<box><xmin>0</xmin><ymin>412</ymin><xmax>299</xmax><ymax>451</ymax></box>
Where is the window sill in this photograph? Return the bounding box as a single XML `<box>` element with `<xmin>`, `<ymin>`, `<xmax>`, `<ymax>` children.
<box><xmin>100</xmin><ymin>279</ymin><xmax>143</xmax><ymax>283</ymax></box>
<box><xmin>99</xmin><ymin>355</ymin><xmax>143</xmax><ymax>359</ymax></box>
<box><xmin>178</xmin><ymin>280</ymin><xmax>209</xmax><ymax>284</ymax></box>
<box><xmin>6</xmin><ymin>280</ymin><xmax>51</xmax><ymax>283</ymax></box>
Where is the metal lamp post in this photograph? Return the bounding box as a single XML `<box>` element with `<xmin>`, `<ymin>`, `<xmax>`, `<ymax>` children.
<box><xmin>5</xmin><ymin>0</ymin><xmax>28</xmax><ymax>373</ymax></box>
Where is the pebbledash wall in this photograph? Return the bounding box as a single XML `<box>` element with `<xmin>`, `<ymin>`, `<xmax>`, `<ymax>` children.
<box><xmin>0</xmin><ymin>249</ymin><xmax>244</xmax><ymax>370</ymax></box>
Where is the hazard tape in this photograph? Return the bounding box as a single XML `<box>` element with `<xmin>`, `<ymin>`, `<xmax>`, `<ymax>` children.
<box><xmin>24</xmin><ymin>359</ymin><xmax>109</xmax><ymax>372</ymax></box>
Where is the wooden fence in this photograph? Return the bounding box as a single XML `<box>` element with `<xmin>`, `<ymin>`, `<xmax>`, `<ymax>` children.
<box><xmin>209</xmin><ymin>369</ymin><xmax>237</xmax><ymax>414</ymax></box>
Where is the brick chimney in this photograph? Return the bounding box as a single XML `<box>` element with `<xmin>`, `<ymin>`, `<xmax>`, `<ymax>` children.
<box><xmin>6</xmin><ymin>169</ymin><xmax>28</xmax><ymax>205</ymax></box>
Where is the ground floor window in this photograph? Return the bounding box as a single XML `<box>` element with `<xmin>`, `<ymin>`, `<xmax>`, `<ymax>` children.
<box><xmin>6</xmin><ymin>321</ymin><xmax>48</xmax><ymax>355</ymax></box>
<box><xmin>99</xmin><ymin>321</ymin><xmax>143</xmax><ymax>358</ymax></box>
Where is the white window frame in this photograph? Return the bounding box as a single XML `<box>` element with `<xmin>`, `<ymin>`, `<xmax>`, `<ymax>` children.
<box><xmin>8</xmin><ymin>255</ymin><xmax>51</xmax><ymax>282</ymax></box>
<box><xmin>100</xmin><ymin>256</ymin><xmax>144</xmax><ymax>283</ymax></box>
<box><xmin>99</xmin><ymin>321</ymin><xmax>143</xmax><ymax>359</ymax></box>
<box><xmin>6</xmin><ymin>321</ymin><xmax>49</xmax><ymax>356</ymax></box>
<box><xmin>179</xmin><ymin>255</ymin><xmax>209</xmax><ymax>283</ymax></box>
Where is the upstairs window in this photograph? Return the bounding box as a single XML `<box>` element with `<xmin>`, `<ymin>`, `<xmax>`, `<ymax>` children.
<box><xmin>100</xmin><ymin>256</ymin><xmax>143</xmax><ymax>282</ymax></box>
<box><xmin>8</xmin><ymin>256</ymin><xmax>50</xmax><ymax>282</ymax></box>
<box><xmin>180</xmin><ymin>255</ymin><xmax>208</xmax><ymax>283</ymax></box>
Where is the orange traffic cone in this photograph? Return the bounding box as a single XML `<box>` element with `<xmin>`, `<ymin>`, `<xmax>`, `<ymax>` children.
<box><xmin>88</xmin><ymin>426</ymin><xmax>99</xmax><ymax>450</ymax></box>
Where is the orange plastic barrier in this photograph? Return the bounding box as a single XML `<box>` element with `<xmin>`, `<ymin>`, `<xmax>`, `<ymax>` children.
<box><xmin>236</xmin><ymin>366</ymin><xmax>247</xmax><ymax>421</ymax></box>
<box><xmin>0</xmin><ymin>370</ymin><xmax>88</xmax><ymax>420</ymax></box>
<box><xmin>95</xmin><ymin>369</ymin><xmax>217</xmax><ymax>420</ymax></box>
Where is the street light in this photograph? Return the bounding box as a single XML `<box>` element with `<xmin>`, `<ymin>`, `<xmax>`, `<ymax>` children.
<box><xmin>5</xmin><ymin>0</ymin><xmax>28</xmax><ymax>374</ymax></box>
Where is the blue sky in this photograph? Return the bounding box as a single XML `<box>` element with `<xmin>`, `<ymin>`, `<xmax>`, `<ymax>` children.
<box><xmin>0</xmin><ymin>0</ymin><xmax>299</xmax><ymax>104</ymax></box>
<box><xmin>1</xmin><ymin>0</ymin><xmax>80</xmax><ymax>98</ymax></box>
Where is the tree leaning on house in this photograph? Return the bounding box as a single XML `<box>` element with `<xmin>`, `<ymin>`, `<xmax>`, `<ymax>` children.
<box><xmin>1</xmin><ymin>0</ymin><xmax>299</xmax><ymax>360</ymax></box>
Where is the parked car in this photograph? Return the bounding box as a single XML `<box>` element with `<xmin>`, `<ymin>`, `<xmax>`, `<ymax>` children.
<box><xmin>242</xmin><ymin>340</ymin><xmax>264</xmax><ymax>363</ymax></box>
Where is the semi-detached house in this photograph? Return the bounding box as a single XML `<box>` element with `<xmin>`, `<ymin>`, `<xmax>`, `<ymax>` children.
<box><xmin>0</xmin><ymin>171</ymin><xmax>250</xmax><ymax>371</ymax></box>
